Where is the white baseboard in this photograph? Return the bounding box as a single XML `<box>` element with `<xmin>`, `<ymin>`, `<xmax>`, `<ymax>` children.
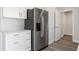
<box><xmin>55</xmin><ymin>34</ymin><xmax>64</xmax><ymax>42</ymax></box>
<box><xmin>77</xmin><ymin>45</ymin><xmax>79</xmax><ymax>51</ymax></box>
<box><xmin>48</xmin><ymin>40</ymin><xmax>54</xmax><ymax>45</ymax></box>
<box><xmin>73</xmin><ymin>39</ymin><xmax>79</xmax><ymax>43</ymax></box>
<box><xmin>64</xmin><ymin>34</ymin><xmax>72</xmax><ymax>36</ymax></box>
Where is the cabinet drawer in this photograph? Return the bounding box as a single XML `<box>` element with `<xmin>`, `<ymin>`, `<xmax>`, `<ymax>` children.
<box><xmin>5</xmin><ymin>33</ymin><xmax>31</xmax><ymax>41</ymax></box>
<box><xmin>5</xmin><ymin>40</ymin><xmax>21</xmax><ymax>51</ymax></box>
<box><xmin>5</xmin><ymin>39</ymin><xmax>31</xmax><ymax>51</ymax></box>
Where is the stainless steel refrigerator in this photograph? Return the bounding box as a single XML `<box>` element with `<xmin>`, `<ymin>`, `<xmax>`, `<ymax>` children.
<box><xmin>24</xmin><ymin>8</ymin><xmax>48</xmax><ymax>51</ymax></box>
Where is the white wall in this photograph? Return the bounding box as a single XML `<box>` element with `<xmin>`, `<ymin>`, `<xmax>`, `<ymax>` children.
<box><xmin>60</xmin><ymin>13</ymin><xmax>65</xmax><ymax>37</ymax></box>
<box><xmin>72</xmin><ymin>7</ymin><xmax>79</xmax><ymax>52</ymax></box>
<box><xmin>0</xmin><ymin>18</ymin><xmax>24</xmax><ymax>31</ymax></box>
<box><xmin>54</xmin><ymin>9</ymin><xmax>64</xmax><ymax>41</ymax></box>
<box><xmin>73</xmin><ymin>8</ymin><xmax>79</xmax><ymax>43</ymax></box>
<box><xmin>64</xmin><ymin>11</ymin><xmax>72</xmax><ymax>35</ymax></box>
<box><xmin>61</xmin><ymin>11</ymin><xmax>72</xmax><ymax>36</ymax></box>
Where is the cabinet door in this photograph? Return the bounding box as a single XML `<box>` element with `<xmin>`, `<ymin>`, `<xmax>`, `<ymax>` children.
<box><xmin>3</xmin><ymin>7</ymin><xmax>19</xmax><ymax>18</ymax></box>
<box><xmin>19</xmin><ymin>7</ymin><xmax>27</xmax><ymax>19</ymax></box>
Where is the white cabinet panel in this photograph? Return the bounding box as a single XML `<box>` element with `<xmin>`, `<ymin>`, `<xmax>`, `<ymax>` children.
<box><xmin>2</xmin><ymin>7</ymin><xmax>27</xmax><ymax>19</ymax></box>
<box><xmin>19</xmin><ymin>8</ymin><xmax>27</xmax><ymax>19</ymax></box>
<box><xmin>0</xmin><ymin>18</ymin><xmax>24</xmax><ymax>31</ymax></box>
<box><xmin>3</xmin><ymin>8</ymin><xmax>19</xmax><ymax>18</ymax></box>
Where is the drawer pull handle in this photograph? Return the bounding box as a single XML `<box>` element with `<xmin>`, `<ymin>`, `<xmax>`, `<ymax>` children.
<box><xmin>26</xmin><ymin>39</ymin><xmax>30</xmax><ymax>40</ymax></box>
<box><xmin>13</xmin><ymin>41</ymin><xmax>19</xmax><ymax>44</ymax></box>
<box><xmin>14</xmin><ymin>34</ymin><xmax>19</xmax><ymax>36</ymax></box>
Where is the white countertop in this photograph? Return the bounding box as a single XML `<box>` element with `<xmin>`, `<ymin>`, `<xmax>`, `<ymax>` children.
<box><xmin>0</xmin><ymin>30</ymin><xmax>31</xmax><ymax>33</ymax></box>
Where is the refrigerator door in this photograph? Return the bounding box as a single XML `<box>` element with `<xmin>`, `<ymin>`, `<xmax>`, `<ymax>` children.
<box><xmin>34</xmin><ymin>8</ymin><xmax>42</xmax><ymax>50</ymax></box>
<box><xmin>34</xmin><ymin>8</ymin><xmax>48</xmax><ymax>51</ymax></box>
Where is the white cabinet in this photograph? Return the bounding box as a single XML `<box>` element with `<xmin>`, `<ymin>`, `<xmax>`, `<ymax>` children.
<box><xmin>3</xmin><ymin>8</ymin><xmax>19</xmax><ymax>18</ymax></box>
<box><xmin>2</xmin><ymin>7</ymin><xmax>27</xmax><ymax>19</ymax></box>
<box><xmin>0</xmin><ymin>30</ymin><xmax>31</xmax><ymax>51</ymax></box>
<box><xmin>19</xmin><ymin>8</ymin><xmax>27</xmax><ymax>19</ymax></box>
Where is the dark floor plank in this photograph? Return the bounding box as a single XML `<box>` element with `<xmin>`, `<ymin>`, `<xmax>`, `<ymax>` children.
<box><xmin>42</xmin><ymin>35</ymin><xmax>78</xmax><ymax>51</ymax></box>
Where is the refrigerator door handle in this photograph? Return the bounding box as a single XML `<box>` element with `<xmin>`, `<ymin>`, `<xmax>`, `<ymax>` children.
<box><xmin>40</xmin><ymin>16</ymin><xmax>44</xmax><ymax>38</ymax></box>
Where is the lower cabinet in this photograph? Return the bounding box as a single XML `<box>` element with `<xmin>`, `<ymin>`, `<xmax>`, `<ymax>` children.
<box><xmin>1</xmin><ymin>30</ymin><xmax>31</xmax><ymax>51</ymax></box>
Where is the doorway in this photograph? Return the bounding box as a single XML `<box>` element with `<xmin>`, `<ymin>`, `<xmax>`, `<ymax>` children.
<box><xmin>54</xmin><ymin>10</ymin><xmax>73</xmax><ymax>42</ymax></box>
<box><xmin>63</xmin><ymin>11</ymin><xmax>72</xmax><ymax>36</ymax></box>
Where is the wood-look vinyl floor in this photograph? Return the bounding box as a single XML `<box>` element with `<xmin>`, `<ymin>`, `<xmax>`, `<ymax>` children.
<box><xmin>42</xmin><ymin>35</ymin><xmax>78</xmax><ymax>51</ymax></box>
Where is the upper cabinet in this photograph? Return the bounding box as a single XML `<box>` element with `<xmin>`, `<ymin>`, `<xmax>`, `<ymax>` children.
<box><xmin>19</xmin><ymin>8</ymin><xmax>27</xmax><ymax>19</ymax></box>
<box><xmin>2</xmin><ymin>7</ymin><xmax>27</xmax><ymax>19</ymax></box>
